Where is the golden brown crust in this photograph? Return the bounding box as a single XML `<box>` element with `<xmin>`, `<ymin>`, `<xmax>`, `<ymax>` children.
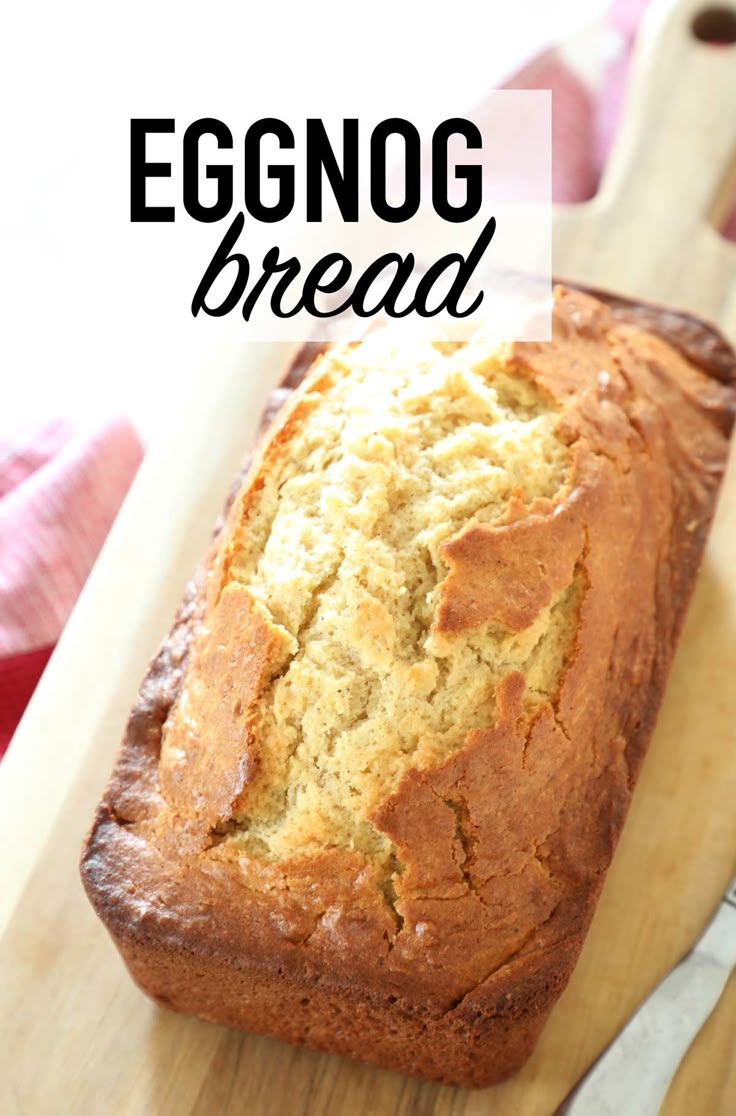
<box><xmin>436</xmin><ymin>503</ymin><xmax>585</xmax><ymax>633</ymax></box>
<box><xmin>158</xmin><ymin>585</ymin><xmax>294</xmax><ymax>829</ymax></box>
<box><xmin>81</xmin><ymin>284</ymin><xmax>736</xmax><ymax>1088</ymax></box>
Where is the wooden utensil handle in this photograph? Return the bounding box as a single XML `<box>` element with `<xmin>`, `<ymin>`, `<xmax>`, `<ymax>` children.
<box><xmin>599</xmin><ymin>0</ymin><xmax>736</xmax><ymax>235</ymax></box>
<box><xmin>554</xmin><ymin>0</ymin><xmax>736</xmax><ymax>322</ymax></box>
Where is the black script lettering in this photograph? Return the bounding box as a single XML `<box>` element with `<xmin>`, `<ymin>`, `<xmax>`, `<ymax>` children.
<box><xmin>351</xmin><ymin>253</ymin><xmax>417</xmax><ymax>317</ymax></box>
<box><xmin>300</xmin><ymin>253</ymin><xmax>353</xmax><ymax>316</ymax></box>
<box><xmin>413</xmin><ymin>215</ymin><xmax>496</xmax><ymax>317</ymax></box>
<box><xmin>191</xmin><ymin>213</ymin><xmax>249</xmax><ymax>316</ymax></box>
<box><xmin>243</xmin><ymin>247</ymin><xmax>302</xmax><ymax>320</ymax></box>
<box><xmin>192</xmin><ymin>213</ymin><xmax>497</xmax><ymax>322</ymax></box>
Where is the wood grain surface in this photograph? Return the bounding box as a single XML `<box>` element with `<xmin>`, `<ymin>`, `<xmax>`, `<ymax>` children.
<box><xmin>2</xmin><ymin>1</ymin><xmax>736</xmax><ymax>1112</ymax></box>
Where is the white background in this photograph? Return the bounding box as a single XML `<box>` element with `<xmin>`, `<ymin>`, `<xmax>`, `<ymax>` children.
<box><xmin>1</xmin><ymin>0</ymin><xmax>608</xmax><ymax>443</ymax></box>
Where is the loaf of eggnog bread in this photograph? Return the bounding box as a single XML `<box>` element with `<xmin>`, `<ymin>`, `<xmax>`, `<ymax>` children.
<box><xmin>81</xmin><ymin>284</ymin><xmax>736</xmax><ymax>1087</ymax></box>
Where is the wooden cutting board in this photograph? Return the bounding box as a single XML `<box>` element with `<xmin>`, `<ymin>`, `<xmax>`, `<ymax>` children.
<box><xmin>2</xmin><ymin>1</ymin><xmax>736</xmax><ymax>1112</ymax></box>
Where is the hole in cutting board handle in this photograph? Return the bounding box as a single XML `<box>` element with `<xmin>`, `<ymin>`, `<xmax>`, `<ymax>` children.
<box><xmin>691</xmin><ymin>5</ymin><xmax>736</xmax><ymax>43</ymax></box>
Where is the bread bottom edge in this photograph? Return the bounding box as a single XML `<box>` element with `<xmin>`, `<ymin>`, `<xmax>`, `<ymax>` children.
<box><xmin>112</xmin><ymin>928</ymin><xmax>555</xmax><ymax>1089</ymax></box>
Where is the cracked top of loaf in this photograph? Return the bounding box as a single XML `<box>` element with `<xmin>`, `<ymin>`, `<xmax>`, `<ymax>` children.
<box><xmin>82</xmin><ymin>284</ymin><xmax>735</xmax><ymax>1019</ymax></box>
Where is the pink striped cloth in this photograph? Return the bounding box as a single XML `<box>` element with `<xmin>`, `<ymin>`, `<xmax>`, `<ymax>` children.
<box><xmin>2</xmin><ymin>0</ymin><xmax>734</xmax><ymax>756</ymax></box>
<box><xmin>503</xmin><ymin>0</ymin><xmax>646</xmax><ymax>204</ymax></box>
<box><xmin>0</xmin><ymin>419</ymin><xmax>143</xmax><ymax>754</ymax></box>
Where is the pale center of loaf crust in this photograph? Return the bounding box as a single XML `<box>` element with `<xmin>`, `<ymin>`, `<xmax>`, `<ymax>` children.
<box><xmin>216</xmin><ymin>332</ymin><xmax>579</xmax><ymax>866</ymax></box>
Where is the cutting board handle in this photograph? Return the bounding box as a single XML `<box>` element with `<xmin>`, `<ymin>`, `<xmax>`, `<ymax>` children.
<box><xmin>597</xmin><ymin>0</ymin><xmax>736</xmax><ymax>235</ymax></box>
